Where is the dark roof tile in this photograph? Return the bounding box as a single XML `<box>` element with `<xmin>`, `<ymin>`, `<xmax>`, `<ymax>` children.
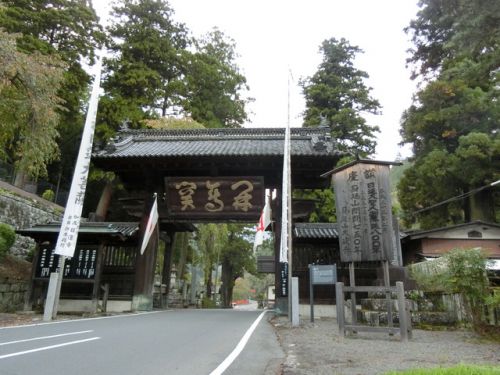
<box><xmin>93</xmin><ymin>127</ymin><xmax>340</xmax><ymax>159</ymax></box>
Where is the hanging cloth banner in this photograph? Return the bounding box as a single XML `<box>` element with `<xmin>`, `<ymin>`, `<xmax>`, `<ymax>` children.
<box><xmin>139</xmin><ymin>194</ymin><xmax>159</xmax><ymax>255</ymax></box>
<box><xmin>253</xmin><ymin>190</ymin><xmax>272</xmax><ymax>251</ymax></box>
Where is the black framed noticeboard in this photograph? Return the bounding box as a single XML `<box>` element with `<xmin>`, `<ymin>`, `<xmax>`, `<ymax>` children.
<box><xmin>35</xmin><ymin>245</ymin><xmax>98</xmax><ymax>279</ymax></box>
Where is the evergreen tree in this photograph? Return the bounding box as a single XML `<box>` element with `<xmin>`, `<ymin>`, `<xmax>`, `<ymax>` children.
<box><xmin>301</xmin><ymin>37</ymin><xmax>381</xmax><ymax>156</ymax></box>
<box><xmin>100</xmin><ymin>0</ymin><xmax>190</xmax><ymax>133</ymax></box>
<box><xmin>185</xmin><ymin>28</ymin><xmax>249</xmax><ymax>128</ymax></box>
<box><xmin>398</xmin><ymin>0</ymin><xmax>500</xmax><ymax>228</ymax></box>
<box><xmin>0</xmin><ymin>30</ymin><xmax>66</xmax><ymax>185</ymax></box>
<box><xmin>0</xmin><ymin>0</ymin><xmax>105</xmax><ymax>188</ymax></box>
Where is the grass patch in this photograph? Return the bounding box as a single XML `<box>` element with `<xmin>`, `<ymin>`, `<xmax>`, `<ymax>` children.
<box><xmin>385</xmin><ymin>364</ymin><xmax>500</xmax><ymax>374</ymax></box>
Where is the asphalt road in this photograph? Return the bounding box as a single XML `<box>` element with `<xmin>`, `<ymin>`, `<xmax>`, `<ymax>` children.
<box><xmin>0</xmin><ymin>309</ymin><xmax>284</xmax><ymax>375</ymax></box>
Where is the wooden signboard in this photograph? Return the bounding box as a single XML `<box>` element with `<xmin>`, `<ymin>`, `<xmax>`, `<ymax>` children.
<box><xmin>331</xmin><ymin>161</ymin><xmax>396</xmax><ymax>262</ymax></box>
<box><xmin>165</xmin><ymin>176</ymin><xmax>264</xmax><ymax>220</ymax></box>
<box><xmin>36</xmin><ymin>245</ymin><xmax>98</xmax><ymax>280</ymax></box>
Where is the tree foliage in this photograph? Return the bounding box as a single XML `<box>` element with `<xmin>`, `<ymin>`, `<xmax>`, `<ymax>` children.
<box><xmin>102</xmin><ymin>0</ymin><xmax>189</xmax><ymax>131</ymax></box>
<box><xmin>0</xmin><ymin>223</ymin><xmax>16</xmax><ymax>259</ymax></box>
<box><xmin>100</xmin><ymin>1</ymin><xmax>249</xmax><ymax>137</ymax></box>
<box><xmin>398</xmin><ymin>0</ymin><xmax>500</xmax><ymax>228</ymax></box>
<box><xmin>301</xmin><ymin>37</ymin><xmax>381</xmax><ymax>156</ymax></box>
<box><xmin>0</xmin><ymin>30</ymin><xmax>66</xmax><ymax>183</ymax></box>
<box><xmin>195</xmin><ymin>223</ymin><xmax>228</xmax><ymax>299</ymax></box>
<box><xmin>185</xmin><ymin>28</ymin><xmax>249</xmax><ymax>128</ymax></box>
<box><xmin>219</xmin><ymin>224</ymin><xmax>255</xmax><ymax>307</ymax></box>
<box><xmin>0</xmin><ymin>0</ymin><xmax>105</xmax><ymax>188</ymax></box>
<box><xmin>411</xmin><ymin>248</ymin><xmax>491</xmax><ymax>327</ymax></box>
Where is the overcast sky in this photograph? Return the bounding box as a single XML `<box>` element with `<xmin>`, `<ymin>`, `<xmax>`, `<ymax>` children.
<box><xmin>93</xmin><ymin>0</ymin><xmax>420</xmax><ymax>160</ymax></box>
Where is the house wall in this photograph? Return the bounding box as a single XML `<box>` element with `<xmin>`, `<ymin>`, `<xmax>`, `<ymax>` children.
<box><xmin>421</xmin><ymin>238</ymin><xmax>500</xmax><ymax>257</ymax></box>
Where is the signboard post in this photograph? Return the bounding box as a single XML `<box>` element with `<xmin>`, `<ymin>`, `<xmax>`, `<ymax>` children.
<box><xmin>324</xmin><ymin>159</ymin><xmax>402</xmax><ymax>335</ymax></box>
<box><xmin>309</xmin><ymin>264</ymin><xmax>337</xmax><ymax>323</ymax></box>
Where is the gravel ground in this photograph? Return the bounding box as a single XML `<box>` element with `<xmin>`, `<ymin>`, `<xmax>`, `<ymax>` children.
<box><xmin>271</xmin><ymin>316</ymin><xmax>500</xmax><ymax>375</ymax></box>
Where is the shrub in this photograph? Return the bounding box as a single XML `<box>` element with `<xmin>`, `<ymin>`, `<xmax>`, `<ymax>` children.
<box><xmin>410</xmin><ymin>248</ymin><xmax>490</xmax><ymax>327</ymax></box>
<box><xmin>0</xmin><ymin>223</ymin><xmax>16</xmax><ymax>259</ymax></box>
<box><xmin>42</xmin><ymin>189</ymin><xmax>55</xmax><ymax>202</ymax></box>
<box><xmin>201</xmin><ymin>297</ymin><xmax>216</xmax><ymax>308</ymax></box>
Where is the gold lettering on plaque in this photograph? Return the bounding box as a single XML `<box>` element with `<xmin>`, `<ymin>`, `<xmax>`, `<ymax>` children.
<box><xmin>205</xmin><ymin>181</ymin><xmax>224</xmax><ymax>212</ymax></box>
<box><xmin>231</xmin><ymin>180</ymin><xmax>253</xmax><ymax>212</ymax></box>
<box><xmin>175</xmin><ymin>181</ymin><xmax>197</xmax><ymax>211</ymax></box>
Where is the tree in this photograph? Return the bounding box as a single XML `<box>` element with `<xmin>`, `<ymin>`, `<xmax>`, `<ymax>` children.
<box><xmin>184</xmin><ymin>28</ymin><xmax>249</xmax><ymax>128</ymax></box>
<box><xmin>398</xmin><ymin>0</ymin><xmax>500</xmax><ymax>227</ymax></box>
<box><xmin>0</xmin><ymin>0</ymin><xmax>105</xmax><ymax>189</ymax></box>
<box><xmin>0</xmin><ymin>30</ymin><xmax>66</xmax><ymax>185</ymax></box>
<box><xmin>300</xmin><ymin>37</ymin><xmax>381</xmax><ymax>156</ymax></box>
<box><xmin>195</xmin><ymin>224</ymin><xmax>228</xmax><ymax>299</ymax></box>
<box><xmin>101</xmin><ymin>0</ymin><xmax>190</xmax><ymax>132</ymax></box>
<box><xmin>219</xmin><ymin>224</ymin><xmax>255</xmax><ymax>308</ymax></box>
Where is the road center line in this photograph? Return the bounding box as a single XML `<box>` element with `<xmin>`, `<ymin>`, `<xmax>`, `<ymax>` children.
<box><xmin>209</xmin><ymin>311</ymin><xmax>268</xmax><ymax>375</ymax></box>
<box><xmin>0</xmin><ymin>337</ymin><xmax>100</xmax><ymax>360</ymax></box>
<box><xmin>0</xmin><ymin>330</ymin><xmax>94</xmax><ymax>346</ymax></box>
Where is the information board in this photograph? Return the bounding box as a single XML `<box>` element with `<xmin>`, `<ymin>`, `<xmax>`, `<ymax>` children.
<box><xmin>36</xmin><ymin>246</ymin><xmax>98</xmax><ymax>279</ymax></box>
<box><xmin>310</xmin><ymin>264</ymin><xmax>337</xmax><ymax>285</ymax></box>
<box><xmin>332</xmin><ymin>162</ymin><xmax>396</xmax><ymax>262</ymax></box>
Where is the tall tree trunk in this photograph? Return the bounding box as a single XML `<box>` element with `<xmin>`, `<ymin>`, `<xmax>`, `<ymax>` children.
<box><xmin>92</xmin><ymin>181</ymin><xmax>114</xmax><ymax>221</ymax></box>
<box><xmin>161</xmin><ymin>232</ymin><xmax>174</xmax><ymax>297</ymax></box>
<box><xmin>176</xmin><ymin>232</ymin><xmax>189</xmax><ymax>286</ymax></box>
<box><xmin>205</xmin><ymin>274</ymin><xmax>213</xmax><ymax>299</ymax></box>
<box><xmin>221</xmin><ymin>258</ymin><xmax>234</xmax><ymax>308</ymax></box>
<box><xmin>14</xmin><ymin>170</ymin><xmax>27</xmax><ymax>189</ymax></box>
<box><xmin>465</xmin><ymin>189</ymin><xmax>495</xmax><ymax>222</ymax></box>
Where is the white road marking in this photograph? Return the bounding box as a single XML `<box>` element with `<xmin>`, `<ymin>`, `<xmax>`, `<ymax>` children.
<box><xmin>0</xmin><ymin>330</ymin><xmax>93</xmax><ymax>346</ymax></box>
<box><xmin>209</xmin><ymin>311</ymin><xmax>268</xmax><ymax>375</ymax></box>
<box><xmin>0</xmin><ymin>337</ymin><xmax>100</xmax><ymax>360</ymax></box>
<box><xmin>0</xmin><ymin>310</ymin><xmax>163</xmax><ymax>330</ymax></box>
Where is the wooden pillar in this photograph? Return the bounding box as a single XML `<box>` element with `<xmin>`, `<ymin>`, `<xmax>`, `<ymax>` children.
<box><xmin>348</xmin><ymin>262</ymin><xmax>357</xmax><ymax>326</ymax></box>
<box><xmin>89</xmin><ymin>181</ymin><xmax>113</xmax><ymax>221</ymax></box>
<box><xmin>24</xmin><ymin>243</ymin><xmax>41</xmax><ymax>311</ymax></box>
<box><xmin>161</xmin><ymin>231</ymin><xmax>174</xmax><ymax>307</ymax></box>
<box><xmin>383</xmin><ymin>260</ymin><xmax>394</xmax><ymax>328</ymax></box>
<box><xmin>132</xmin><ymin>225</ymin><xmax>159</xmax><ymax>311</ymax></box>
<box><xmin>91</xmin><ymin>244</ymin><xmax>106</xmax><ymax>313</ymax></box>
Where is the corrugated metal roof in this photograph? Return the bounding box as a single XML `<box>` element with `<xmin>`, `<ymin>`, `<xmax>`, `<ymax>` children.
<box><xmin>17</xmin><ymin>222</ymin><xmax>139</xmax><ymax>238</ymax></box>
<box><xmin>93</xmin><ymin>127</ymin><xmax>340</xmax><ymax>159</ymax></box>
<box><xmin>294</xmin><ymin>223</ymin><xmax>338</xmax><ymax>239</ymax></box>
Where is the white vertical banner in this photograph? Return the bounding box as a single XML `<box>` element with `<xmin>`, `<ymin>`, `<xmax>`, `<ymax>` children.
<box><xmin>279</xmin><ymin>122</ymin><xmax>291</xmax><ymax>263</ymax></box>
<box><xmin>140</xmin><ymin>194</ymin><xmax>159</xmax><ymax>255</ymax></box>
<box><xmin>253</xmin><ymin>190</ymin><xmax>272</xmax><ymax>251</ymax></box>
<box><xmin>54</xmin><ymin>57</ymin><xmax>102</xmax><ymax>257</ymax></box>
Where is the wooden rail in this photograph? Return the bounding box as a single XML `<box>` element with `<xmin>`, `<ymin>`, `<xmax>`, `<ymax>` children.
<box><xmin>336</xmin><ymin>281</ymin><xmax>412</xmax><ymax>342</ymax></box>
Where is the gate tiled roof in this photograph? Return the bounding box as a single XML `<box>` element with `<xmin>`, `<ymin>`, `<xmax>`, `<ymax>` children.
<box><xmin>294</xmin><ymin>223</ymin><xmax>339</xmax><ymax>239</ymax></box>
<box><xmin>93</xmin><ymin>127</ymin><xmax>340</xmax><ymax>159</ymax></box>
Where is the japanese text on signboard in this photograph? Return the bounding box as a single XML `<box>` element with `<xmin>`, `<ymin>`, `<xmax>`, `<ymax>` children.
<box><xmin>165</xmin><ymin>177</ymin><xmax>264</xmax><ymax>220</ymax></box>
<box><xmin>333</xmin><ymin>163</ymin><xmax>395</xmax><ymax>262</ymax></box>
<box><xmin>36</xmin><ymin>246</ymin><xmax>98</xmax><ymax>279</ymax></box>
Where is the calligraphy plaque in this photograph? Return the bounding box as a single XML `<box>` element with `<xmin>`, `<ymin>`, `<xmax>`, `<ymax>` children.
<box><xmin>165</xmin><ymin>176</ymin><xmax>264</xmax><ymax>220</ymax></box>
<box><xmin>332</xmin><ymin>161</ymin><xmax>396</xmax><ymax>262</ymax></box>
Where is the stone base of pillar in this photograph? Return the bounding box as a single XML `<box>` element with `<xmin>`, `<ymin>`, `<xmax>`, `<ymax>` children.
<box><xmin>132</xmin><ymin>294</ymin><xmax>153</xmax><ymax>311</ymax></box>
<box><xmin>274</xmin><ymin>296</ymin><xmax>288</xmax><ymax>316</ymax></box>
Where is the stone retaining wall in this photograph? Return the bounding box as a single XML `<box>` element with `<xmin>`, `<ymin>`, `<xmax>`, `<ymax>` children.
<box><xmin>0</xmin><ymin>279</ymin><xmax>29</xmax><ymax>312</ymax></box>
<box><xmin>0</xmin><ymin>181</ymin><xmax>62</xmax><ymax>259</ymax></box>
